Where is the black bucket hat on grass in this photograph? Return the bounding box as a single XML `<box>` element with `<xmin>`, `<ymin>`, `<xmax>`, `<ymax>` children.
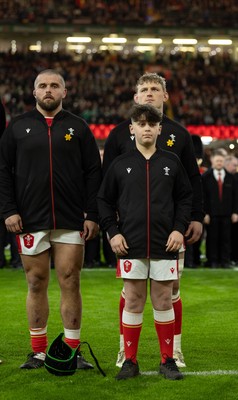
<box><xmin>44</xmin><ymin>333</ymin><xmax>78</xmax><ymax>376</ymax></box>
<box><xmin>45</xmin><ymin>332</ymin><xmax>106</xmax><ymax>377</ymax></box>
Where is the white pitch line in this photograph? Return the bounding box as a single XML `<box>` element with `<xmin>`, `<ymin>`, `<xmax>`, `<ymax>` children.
<box><xmin>141</xmin><ymin>370</ymin><xmax>238</xmax><ymax>376</ymax></box>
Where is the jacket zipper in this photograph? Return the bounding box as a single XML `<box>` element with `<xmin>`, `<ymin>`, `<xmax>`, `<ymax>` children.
<box><xmin>48</xmin><ymin>125</ymin><xmax>56</xmax><ymax>229</ymax></box>
<box><xmin>146</xmin><ymin>160</ymin><xmax>150</xmax><ymax>258</ymax></box>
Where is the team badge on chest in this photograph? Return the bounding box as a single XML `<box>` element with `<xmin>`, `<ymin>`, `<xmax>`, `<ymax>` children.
<box><xmin>64</xmin><ymin>128</ymin><xmax>74</xmax><ymax>141</ymax></box>
<box><xmin>166</xmin><ymin>134</ymin><xmax>176</xmax><ymax>147</ymax></box>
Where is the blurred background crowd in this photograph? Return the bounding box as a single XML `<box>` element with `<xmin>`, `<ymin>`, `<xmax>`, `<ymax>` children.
<box><xmin>0</xmin><ymin>0</ymin><xmax>238</xmax><ymax>27</ymax></box>
<box><xmin>1</xmin><ymin>51</ymin><xmax>238</xmax><ymax>126</ymax></box>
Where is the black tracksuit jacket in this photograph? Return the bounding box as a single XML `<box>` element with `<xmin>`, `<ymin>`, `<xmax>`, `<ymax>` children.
<box><xmin>0</xmin><ymin>108</ymin><xmax>102</xmax><ymax>232</ymax></box>
<box><xmin>97</xmin><ymin>148</ymin><xmax>192</xmax><ymax>260</ymax></box>
<box><xmin>102</xmin><ymin>115</ymin><xmax>203</xmax><ymax>223</ymax></box>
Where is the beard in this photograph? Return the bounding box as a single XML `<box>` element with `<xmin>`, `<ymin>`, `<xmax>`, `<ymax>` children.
<box><xmin>37</xmin><ymin>97</ymin><xmax>61</xmax><ymax>112</ymax></box>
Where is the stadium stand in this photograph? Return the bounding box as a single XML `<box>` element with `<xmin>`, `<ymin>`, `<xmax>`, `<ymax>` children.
<box><xmin>1</xmin><ymin>50</ymin><xmax>238</xmax><ymax>127</ymax></box>
<box><xmin>0</xmin><ymin>0</ymin><xmax>238</xmax><ymax>26</ymax></box>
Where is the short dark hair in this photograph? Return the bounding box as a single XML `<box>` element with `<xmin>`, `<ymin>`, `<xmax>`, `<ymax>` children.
<box><xmin>34</xmin><ymin>69</ymin><xmax>65</xmax><ymax>88</ymax></box>
<box><xmin>130</xmin><ymin>104</ymin><xmax>162</xmax><ymax>124</ymax></box>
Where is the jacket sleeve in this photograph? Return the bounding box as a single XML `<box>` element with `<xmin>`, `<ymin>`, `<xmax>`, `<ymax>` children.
<box><xmin>81</xmin><ymin>123</ymin><xmax>102</xmax><ymax>223</ymax></box>
<box><xmin>0</xmin><ymin>122</ymin><xmax>18</xmax><ymax>219</ymax></box>
<box><xmin>0</xmin><ymin>99</ymin><xmax>6</xmax><ymax>137</ymax></box>
<box><xmin>173</xmin><ymin>160</ymin><xmax>193</xmax><ymax>235</ymax></box>
<box><xmin>97</xmin><ymin>163</ymin><xmax>120</xmax><ymax>239</ymax></box>
<box><xmin>180</xmin><ymin>132</ymin><xmax>204</xmax><ymax>223</ymax></box>
<box><xmin>102</xmin><ymin>127</ymin><xmax>120</xmax><ymax>176</ymax></box>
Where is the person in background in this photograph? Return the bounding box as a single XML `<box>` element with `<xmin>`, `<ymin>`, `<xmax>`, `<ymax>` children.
<box><xmin>202</xmin><ymin>151</ymin><xmax>238</xmax><ymax>268</ymax></box>
<box><xmin>184</xmin><ymin>135</ymin><xmax>204</xmax><ymax>268</ymax></box>
<box><xmin>84</xmin><ymin>146</ymin><xmax>117</xmax><ymax>269</ymax></box>
<box><xmin>0</xmin><ymin>69</ymin><xmax>102</xmax><ymax>369</ymax></box>
<box><xmin>0</xmin><ymin>98</ymin><xmax>7</xmax><ymax>270</ymax></box>
<box><xmin>98</xmin><ymin>104</ymin><xmax>192</xmax><ymax>380</ymax></box>
<box><xmin>0</xmin><ymin>98</ymin><xmax>6</xmax><ymax>365</ymax></box>
<box><xmin>103</xmin><ymin>73</ymin><xmax>203</xmax><ymax>368</ymax></box>
<box><xmin>224</xmin><ymin>155</ymin><xmax>238</xmax><ymax>265</ymax></box>
<box><xmin>0</xmin><ymin>98</ymin><xmax>23</xmax><ymax>270</ymax></box>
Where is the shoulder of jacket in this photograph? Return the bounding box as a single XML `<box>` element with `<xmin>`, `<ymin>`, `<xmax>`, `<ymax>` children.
<box><xmin>109</xmin><ymin>119</ymin><xmax>130</xmax><ymax>135</ymax></box>
<box><xmin>157</xmin><ymin>147</ymin><xmax>181</xmax><ymax>163</ymax></box>
<box><xmin>162</xmin><ymin>115</ymin><xmax>190</xmax><ymax>135</ymax></box>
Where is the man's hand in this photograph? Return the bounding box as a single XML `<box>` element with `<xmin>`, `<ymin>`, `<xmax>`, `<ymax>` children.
<box><xmin>185</xmin><ymin>221</ymin><xmax>203</xmax><ymax>244</ymax></box>
<box><xmin>83</xmin><ymin>220</ymin><xmax>99</xmax><ymax>241</ymax></box>
<box><xmin>110</xmin><ymin>234</ymin><xmax>129</xmax><ymax>256</ymax></box>
<box><xmin>166</xmin><ymin>230</ymin><xmax>183</xmax><ymax>252</ymax></box>
<box><xmin>231</xmin><ymin>213</ymin><xmax>238</xmax><ymax>223</ymax></box>
<box><xmin>5</xmin><ymin>214</ymin><xmax>23</xmax><ymax>233</ymax></box>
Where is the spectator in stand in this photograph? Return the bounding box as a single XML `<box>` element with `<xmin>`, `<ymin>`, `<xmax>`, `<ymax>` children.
<box><xmin>1</xmin><ymin>51</ymin><xmax>238</xmax><ymax>128</ymax></box>
<box><xmin>202</xmin><ymin>151</ymin><xmax>238</xmax><ymax>268</ymax></box>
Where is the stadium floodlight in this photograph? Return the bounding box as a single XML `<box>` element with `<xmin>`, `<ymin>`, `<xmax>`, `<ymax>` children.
<box><xmin>66</xmin><ymin>37</ymin><xmax>92</xmax><ymax>43</ymax></box>
<box><xmin>173</xmin><ymin>38</ymin><xmax>197</xmax><ymax>45</ymax></box>
<box><xmin>134</xmin><ymin>46</ymin><xmax>154</xmax><ymax>52</ymax></box>
<box><xmin>208</xmin><ymin>39</ymin><xmax>232</xmax><ymax>45</ymax></box>
<box><xmin>102</xmin><ymin>37</ymin><xmax>127</xmax><ymax>44</ymax></box>
<box><xmin>29</xmin><ymin>41</ymin><xmax>41</xmax><ymax>52</ymax></box>
<box><xmin>138</xmin><ymin>38</ymin><xmax>162</xmax><ymax>44</ymax></box>
<box><xmin>67</xmin><ymin>45</ymin><xmax>86</xmax><ymax>52</ymax></box>
<box><xmin>99</xmin><ymin>45</ymin><xmax>123</xmax><ymax>51</ymax></box>
<box><xmin>178</xmin><ymin>46</ymin><xmax>195</xmax><ymax>52</ymax></box>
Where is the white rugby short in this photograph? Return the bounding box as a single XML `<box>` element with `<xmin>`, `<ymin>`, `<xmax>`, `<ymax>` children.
<box><xmin>16</xmin><ymin>229</ymin><xmax>85</xmax><ymax>255</ymax></box>
<box><xmin>116</xmin><ymin>258</ymin><xmax>178</xmax><ymax>281</ymax></box>
<box><xmin>178</xmin><ymin>241</ymin><xmax>185</xmax><ymax>278</ymax></box>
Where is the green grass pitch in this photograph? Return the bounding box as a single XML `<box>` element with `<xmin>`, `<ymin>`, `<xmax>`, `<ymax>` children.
<box><xmin>0</xmin><ymin>267</ymin><xmax>237</xmax><ymax>400</ymax></box>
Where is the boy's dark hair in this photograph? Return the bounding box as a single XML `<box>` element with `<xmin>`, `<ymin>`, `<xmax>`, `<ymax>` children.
<box><xmin>130</xmin><ymin>104</ymin><xmax>162</xmax><ymax>124</ymax></box>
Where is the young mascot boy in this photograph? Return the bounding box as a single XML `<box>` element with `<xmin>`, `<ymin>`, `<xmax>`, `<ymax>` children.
<box><xmin>97</xmin><ymin>104</ymin><xmax>192</xmax><ymax>380</ymax></box>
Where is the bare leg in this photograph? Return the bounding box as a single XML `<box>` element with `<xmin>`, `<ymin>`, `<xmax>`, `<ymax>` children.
<box><xmin>21</xmin><ymin>250</ymin><xmax>50</xmax><ymax>328</ymax></box>
<box><xmin>53</xmin><ymin>243</ymin><xmax>84</xmax><ymax>329</ymax></box>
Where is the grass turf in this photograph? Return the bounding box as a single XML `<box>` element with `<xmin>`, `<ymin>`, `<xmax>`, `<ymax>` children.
<box><xmin>0</xmin><ymin>267</ymin><xmax>237</xmax><ymax>400</ymax></box>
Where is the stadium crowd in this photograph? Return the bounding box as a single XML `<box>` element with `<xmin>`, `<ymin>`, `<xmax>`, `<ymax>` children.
<box><xmin>0</xmin><ymin>0</ymin><xmax>237</xmax><ymax>27</ymax></box>
<box><xmin>1</xmin><ymin>50</ymin><xmax>238</xmax><ymax>126</ymax></box>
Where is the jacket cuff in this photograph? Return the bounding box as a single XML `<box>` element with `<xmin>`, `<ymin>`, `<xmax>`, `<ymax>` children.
<box><xmin>107</xmin><ymin>225</ymin><xmax>120</xmax><ymax>239</ymax></box>
<box><xmin>191</xmin><ymin>211</ymin><xmax>205</xmax><ymax>223</ymax></box>
<box><xmin>85</xmin><ymin>212</ymin><xmax>99</xmax><ymax>224</ymax></box>
<box><xmin>173</xmin><ymin>221</ymin><xmax>187</xmax><ymax>236</ymax></box>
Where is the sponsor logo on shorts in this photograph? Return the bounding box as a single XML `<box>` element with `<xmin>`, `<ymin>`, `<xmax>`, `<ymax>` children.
<box><xmin>123</xmin><ymin>260</ymin><xmax>132</xmax><ymax>273</ymax></box>
<box><xmin>79</xmin><ymin>231</ymin><xmax>84</xmax><ymax>238</ymax></box>
<box><xmin>170</xmin><ymin>267</ymin><xmax>175</xmax><ymax>274</ymax></box>
<box><xmin>23</xmin><ymin>233</ymin><xmax>34</xmax><ymax>248</ymax></box>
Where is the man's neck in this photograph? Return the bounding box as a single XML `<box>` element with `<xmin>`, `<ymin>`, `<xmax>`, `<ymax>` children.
<box><xmin>36</xmin><ymin>104</ymin><xmax>62</xmax><ymax>117</ymax></box>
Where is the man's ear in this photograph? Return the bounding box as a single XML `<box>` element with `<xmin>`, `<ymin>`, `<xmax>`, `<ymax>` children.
<box><xmin>134</xmin><ymin>93</ymin><xmax>139</xmax><ymax>104</ymax></box>
<box><xmin>158</xmin><ymin>124</ymin><xmax>162</xmax><ymax>136</ymax></box>
<box><xmin>33</xmin><ymin>90</ymin><xmax>36</xmax><ymax>98</ymax></box>
<box><xmin>129</xmin><ymin>123</ymin><xmax>134</xmax><ymax>135</ymax></box>
<box><xmin>163</xmin><ymin>91</ymin><xmax>169</xmax><ymax>102</ymax></box>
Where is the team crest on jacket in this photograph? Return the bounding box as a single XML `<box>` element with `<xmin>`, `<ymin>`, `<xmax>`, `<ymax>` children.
<box><xmin>123</xmin><ymin>260</ymin><xmax>132</xmax><ymax>273</ymax></box>
<box><xmin>64</xmin><ymin>128</ymin><xmax>74</xmax><ymax>141</ymax></box>
<box><xmin>23</xmin><ymin>233</ymin><xmax>34</xmax><ymax>249</ymax></box>
<box><xmin>167</xmin><ymin>134</ymin><xmax>176</xmax><ymax>147</ymax></box>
